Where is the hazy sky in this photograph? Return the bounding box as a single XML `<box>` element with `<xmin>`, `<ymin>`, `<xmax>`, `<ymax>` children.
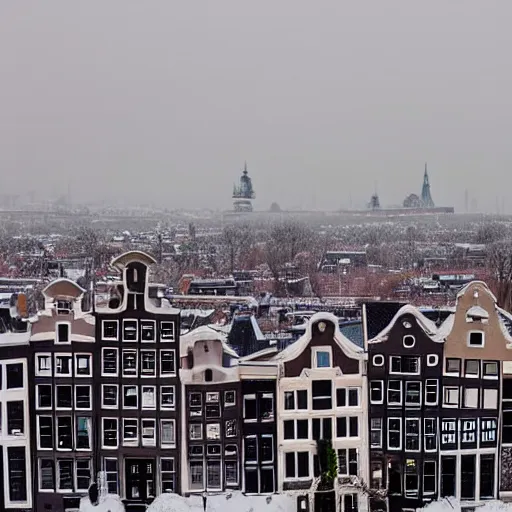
<box><xmin>0</xmin><ymin>1</ymin><xmax>510</xmax><ymax>212</ymax></box>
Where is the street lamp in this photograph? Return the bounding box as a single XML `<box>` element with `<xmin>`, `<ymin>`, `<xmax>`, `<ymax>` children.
<box><xmin>202</xmin><ymin>491</ymin><xmax>208</xmax><ymax>511</ymax></box>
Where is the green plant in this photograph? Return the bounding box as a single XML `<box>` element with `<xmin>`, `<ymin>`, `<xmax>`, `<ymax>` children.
<box><xmin>317</xmin><ymin>439</ymin><xmax>338</xmax><ymax>488</ymax></box>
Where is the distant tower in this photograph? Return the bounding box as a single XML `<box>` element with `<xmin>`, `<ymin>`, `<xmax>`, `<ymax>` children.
<box><xmin>421</xmin><ymin>162</ymin><xmax>435</xmax><ymax>208</ymax></box>
<box><xmin>232</xmin><ymin>162</ymin><xmax>255</xmax><ymax>212</ymax></box>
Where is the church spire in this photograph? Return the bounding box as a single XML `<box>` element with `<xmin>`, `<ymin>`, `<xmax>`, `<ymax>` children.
<box><xmin>421</xmin><ymin>162</ymin><xmax>435</xmax><ymax>208</ymax></box>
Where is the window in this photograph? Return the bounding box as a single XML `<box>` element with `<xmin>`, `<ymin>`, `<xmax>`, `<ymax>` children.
<box><xmin>56</xmin><ymin>385</ymin><xmax>72</xmax><ymax>409</ymax></box>
<box><xmin>207</xmin><ymin>460</ymin><xmax>222</xmax><ymax>490</ymax></box>
<box><xmin>141</xmin><ymin>320</ymin><xmax>156</xmax><ymax>342</ymax></box>
<box><xmin>225</xmin><ymin>419</ymin><xmax>237</xmax><ymax>437</ymax></box>
<box><xmin>140</xmin><ymin>350</ymin><xmax>156</xmax><ymax>376</ymax></box>
<box><xmin>441</xmin><ymin>419</ymin><xmax>456</xmax><ymax>445</ymax></box>
<box><xmin>6</xmin><ymin>363</ymin><xmax>23</xmax><ymax>389</ymax></box>
<box><xmin>39</xmin><ymin>459</ymin><xmax>55</xmax><ymax>491</ymax></box>
<box><xmin>348</xmin><ymin>388</ymin><xmax>359</xmax><ymax>406</ymax></box>
<box><xmin>371</xmin><ymin>461</ymin><xmax>383</xmax><ymax>490</ymax></box>
<box><xmin>76</xmin><ymin>459</ymin><xmax>92</xmax><ymax>492</ymax></box>
<box><xmin>38</xmin><ymin>416</ymin><xmax>53</xmax><ymax>449</ymax></box>
<box><xmin>224</xmin><ymin>390</ymin><xmax>236</xmax><ymax>407</ymax></box>
<box><xmin>225</xmin><ymin>461</ymin><xmax>238</xmax><ymax>486</ymax></box>
<box><xmin>102</xmin><ymin>320</ymin><xmax>118</xmax><ymax>340</ymax></box>
<box><xmin>441</xmin><ymin>456</ymin><xmax>456</xmax><ymax>498</ymax></box>
<box><xmin>468</xmin><ymin>331</ymin><xmax>484</xmax><ymax>347</ymax></box>
<box><xmin>123</xmin><ymin>319</ymin><xmax>138</xmax><ymax>341</ymax></box>
<box><xmin>102</xmin><ymin>418</ymin><xmax>118</xmax><ymax>448</ymax></box>
<box><xmin>57</xmin><ymin>459</ymin><xmax>73</xmax><ymax>491</ymax></box>
<box><xmin>37</xmin><ymin>384</ymin><xmax>52</xmax><ymax>409</ymax></box>
<box><xmin>57</xmin><ymin>416</ymin><xmax>73</xmax><ymax>450</ymax></box>
<box><xmin>370</xmin><ymin>418</ymin><xmax>382</xmax><ymax>448</ymax></box>
<box><xmin>284</xmin><ymin>389</ymin><xmax>307</xmax><ymax>410</ymax></box>
<box><xmin>445</xmin><ymin>358</ymin><xmax>460</xmax><ymax>375</ymax></box>
<box><xmin>36</xmin><ymin>354</ymin><xmax>52</xmax><ymax>376</ymax></box>
<box><xmin>160</xmin><ymin>350</ymin><xmax>176</xmax><ymax>376</ymax></box>
<box><xmin>388</xmin><ymin>418</ymin><xmax>401</xmax><ymax>450</ymax></box>
<box><xmin>260</xmin><ymin>435</ymin><xmax>274</xmax><ymax>463</ymax></box>
<box><xmin>480</xmin><ymin>454</ymin><xmax>495</xmax><ymax>499</ymax></box>
<box><xmin>206</xmin><ymin>394</ymin><xmax>220</xmax><ymax>418</ymax></box>
<box><xmin>161</xmin><ymin>420</ymin><xmax>176</xmax><ymax>447</ymax></box>
<box><xmin>189</xmin><ymin>392</ymin><xmax>202</xmax><ymax>416</ymax></box>
<box><xmin>141</xmin><ymin>386</ymin><xmax>156</xmax><ymax>409</ymax></box>
<box><xmin>75</xmin><ymin>385</ymin><xmax>91</xmax><ymax>409</ymax></box>
<box><xmin>261</xmin><ymin>393</ymin><xmax>274</xmax><ymax>420</ymax></box>
<box><xmin>504</xmin><ymin>411</ymin><xmax>512</xmax><ymax>444</ymax></box>
<box><xmin>285</xmin><ymin>452</ymin><xmax>309</xmax><ymax>479</ymax></box>
<box><xmin>7</xmin><ymin>400</ymin><xmax>25</xmax><ymax>436</ymax></box>
<box><xmin>313</xmin><ymin>418</ymin><xmax>332</xmax><ymax>441</ymax></box>
<box><xmin>404</xmin><ymin>459</ymin><xmax>418</xmax><ymax>497</ymax></box>
<box><xmin>403</xmin><ymin>335</ymin><xmax>415</xmax><ymax>348</ymax></box>
<box><xmin>122</xmin><ymin>350</ymin><xmax>137</xmax><ymax>376</ymax></box>
<box><xmin>56</xmin><ymin>323</ymin><xmax>70</xmax><ymax>343</ymax></box>
<box><xmin>312</xmin><ymin>380</ymin><xmax>332</xmax><ymax>410</ymax></box>
<box><xmin>55</xmin><ymin>354</ymin><xmax>72</xmax><ymax>376</ymax></box>
<box><xmin>314</xmin><ymin>348</ymin><xmax>331</xmax><ymax>368</ymax></box>
<box><xmin>123</xmin><ymin>386</ymin><xmax>138</xmax><ymax>408</ymax></box>
<box><xmin>484</xmin><ymin>361</ymin><xmax>499</xmax><ymax>378</ymax></box>
<box><xmin>465</xmin><ymin>359</ymin><xmax>479</xmax><ymax>377</ymax></box>
<box><xmin>338</xmin><ymin>448</ymin><xmax>358</xmax><ymax>476</ymax></box>
<box><xmin>102</xmin><ymin>348</ymin><xmax>118</xmax><ymax>376</ymax></box>
<box><xmin>104</xmin><ymin>459</ymin><xmax>118</xmax><ymax>494</ymax></box>
<box><xmin>243</xmin><ymin>395</ymin><xmax>256</xmax><ymax>421</ymax></box>
<box><xmin>388</xmin><ymin>380</ymin><xmax>402</xmax><ymax>405</ymax></box>
<box><xmin>424</xmin><ymin>460</ymin><xmax>436</xmax><ymax>495</ymax></box>
<box><xmin>427</xmin><ymin>354</ymin><xmax>438</xmax><ymax>367</ymax></box>
<box><xmin>161</xmin><ymin>321</ymin><xmax>175</xmax><ymax>340</ymax></box>
<box><xmin>74</xmin><ymin>354</ymin><xmax>92</xmax><ymax>377</ymax></box>
<box><xmin>461</xmin><ymin>454</ymin><xmax>476</xmax><ymax>500</ymax></box>
<box><xmin>464</xmin><ymin>387</ymin><xmax>479</xmax><ymax>408</ymax></box>
<box><xmin>76</xmin><ymin>417</ymin><xmax>91</xmax><ymax>449</ymax></box>
<box><xmin>161</xmin><ymin>458</ymin><xmax>175</xmax><ymax>492</ymax></box>
<box><xmin>481</xmin><ymin>418</ymin><xmax>497</xmax><ymax>443</ymax></box>
<box><xmin>245</xmin><ymin>436</ymin><xmax>258</xmax><ymax>463</ymax></box>
<box><xmin>102</xmin><ymin>385</ymin><xmax>118</xmax><ymax>408</ymax></box>
<box><xmin>142</xmin><ymin>419</ymin><xmax>156</xmax><ymax>447</ymax></box>
<box><xmin>390</xmin><ymin>355</ymin><xmax>420</xmax><ymax>374</ymax></box>
<box><xmin>372</xmin><ymin>354</ymin><xmax>384</xmax><ymax>366</ymax></box>
<box><xmin>424</xmin><ymin>418</ymin><xmax>437</xmax><ymax>451</ymax></box>
<box><xmin>461</xmin><ymin>419</ymin><xmax>477</xmax><ymax>444</ymax></box>
<box><xmin>336</xmin><ymin>388</ymin><xmax>346</xmax><ymax>407</ymax></box>
<box><xmin>443</xmin><ymin>386</ymin><xmax>459</xmax><ymax>406</ymax></box>
<box><xmin>425</xmin><ymin>379</ymin><xmax>438</xmax><ymax>405</ymax></box>
<box><xmin>7</xmin><ymin>447</ymin><xmax>27</xmax><ymax>502</ymax></box>
<box><xmin>204</xmin><ymin>369</ymin><xmax>213</xmax><ymax>382</ymax></box>
<box><xmin>161</xmin><ymin>386</ymin><xmax>175</xmax><ymax>409</ymax></box>
<box><xmin>123</xmin><ymin>419</ymin><xmax>138</xmax><ymax>446</ymax></box>
<box><xmin>336</xmin><ymin>417</ymin><xmax>347</xmax><ymax>438</ymax></box>
<box><xmin>206</xmin><ymin>423</ymin><xmax>220</xmax><ymax>440</ymax></box>
<box><xmin>370</xmin><ymin>381</ymin><xmax>383</xmax><ymax>404</ymax></box>
<box><xmin>344</xmin><ymin>494</ymin><xmax>358</xmax><ymax>512</ymax></box>
<box><xmin>405</xmin><ymin>382</ymin><xmax>421</xmax><ymax>407</ymax></box>
<box><xmin>483</xmin><ymin>388</ymin><xmax>498</xmax><ymax>409</ymax></box>
<box><xmin>405</xmin><ymin>419</ymin><xmax>420</xmax><ymax>451</ymax></box>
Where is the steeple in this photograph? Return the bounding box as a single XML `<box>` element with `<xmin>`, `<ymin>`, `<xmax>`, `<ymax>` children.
<box><xmin>421</xmin><ymin>162</ymin><xmax>435</xmax><ymax>208</ymax></box>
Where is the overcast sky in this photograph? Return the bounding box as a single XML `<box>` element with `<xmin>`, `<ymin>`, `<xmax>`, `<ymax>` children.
<box><xmin>0</xmin><ymin>1</ymin><xmax>510</xmax><ymax>212</ymax></box>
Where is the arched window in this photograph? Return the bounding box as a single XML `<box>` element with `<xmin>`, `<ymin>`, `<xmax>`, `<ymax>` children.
<box><xmin>205</xmin><ymin>369</ymin><xmax>213</xmax><ymax>382</ymax></box>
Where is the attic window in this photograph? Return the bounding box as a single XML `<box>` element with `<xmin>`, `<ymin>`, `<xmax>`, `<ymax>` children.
<box><xmin>205</xmin><ymin>370</ymin><xmax>213</xmax><ymax>382</ymax></box>
<box><xmin>403</xmin><ymin>335</ymin><xmax>415</xmax><ymax>348</ymax></box>
<box><xmin>56</xmin><ymin>324</ymin><xmax>70</xmax><ymax>344</ymax></box>
<box><xmin>403</xmin><ymin>321</ymin><xmax>412</xmax><ymax>329</ymax></box>
<box><xmin>56</xmin><ymin>300</ymin><xmax>72</xmax><ymax>314</ymax></box>
<box><xmin>468</xmin><ymin>331</ymin><xmax>484</xmax><ymax>348</ymax></box>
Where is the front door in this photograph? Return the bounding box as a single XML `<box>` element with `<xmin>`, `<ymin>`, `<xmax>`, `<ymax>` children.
<box><xmin>125</xmin><ymin>459</ymin><xmax>155</xmax><ymax>501</ymax></box>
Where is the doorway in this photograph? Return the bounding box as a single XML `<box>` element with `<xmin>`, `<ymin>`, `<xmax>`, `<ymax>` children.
<box><xmin>125</xmin><ymin>459</ymin><xmax>155</xmax><ymax>501</ymax></box>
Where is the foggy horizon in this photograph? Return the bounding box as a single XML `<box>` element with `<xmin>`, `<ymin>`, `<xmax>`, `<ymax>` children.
<box><xmin>0</xmin><ymin>1</ymin><xmax>510</xmax><ymax>213</ymax></box>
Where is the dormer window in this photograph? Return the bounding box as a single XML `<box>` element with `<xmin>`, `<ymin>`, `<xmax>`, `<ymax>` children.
<box><xmin>313</xmin><ymin>347</ymin><xmax>332</xmax><ymax>369</ymax></box>
<box><xmin>56</xmin><ymin>300</ymin><xmax>72</xmax><ymax>314</ymax></box>
<box><xmin>56</xmin><ymin>323</ymin><xmax>70</xmax><ymax>344</ymax></box>
<box><xmin>468</xmin><ymin>331</ymin><xmax>484</xmax><ymax>348</ymax></box>
<box><xmin>403</xmin><ymin>335</ymin><xmax>415</xmax><ymax>348</ymax></box>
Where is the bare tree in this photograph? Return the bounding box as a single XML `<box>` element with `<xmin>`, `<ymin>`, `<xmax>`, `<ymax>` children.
<box><xmin>488</xmin><ymin>240</ymin><xmax>512</xmax><ymax>311</ymax></box>
<box><xmin>220</xmin><ymin>223</ymin><xmax>254</xmax><ymax>273</ymax></box>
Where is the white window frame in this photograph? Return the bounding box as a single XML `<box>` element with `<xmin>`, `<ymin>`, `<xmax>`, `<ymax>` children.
<box><xmin>161</xmin><ymin>386</ymin><xmax>176</xmax><ymax>409</ymax></box>
<box><xmin>140</xmin><ymin>319</ymin><xmax>156</xmax><ymax>343</ymax></box>
<box><xmin>243</xmin><ymin>394</ymin><xmax>257</xmax><ymax>422</ymax></box>
<box><xmin>122</xmin><ymin>385</ymin><xmax>138</xmax><ymax>409</ymax></box>
<box><xmin>387</xmin><ymin>417</ymin><xmax>402</xmax><ymax>450</ymax></box>
<box><xmin>55</xmin><ymin>321</ymin><xmax>71</xmax><ymax>344</ymax></box>
<box><xmin>189</xmin><ymin>423</ymin><xmax>203</xmax><ymax>441</ymax></box>
<box><xmin>38</xmin><ymin>458</ymin><xmax>55</xmax><ymax>492</ymax></box>
<box><xmin>160</xmin><ymin>457</ymin><xmax>176</xmax><ymax>492</ymax></box>
<box><xmin>56</xmin><ymin>459</ymin><xmax>74</xmax><ymax>491</ymax></box>
<box><xmin>467</xmin><ymin>330</ymin><xmax>485</xmax><ymax>348</ymax></box>
<box><xmin>443</xmin><ymin>386</ymin><xmax>459</xmax><ymax>407</ymax></box>
<box><xmin>424</xmin><ymin>418</ymin><xmax>438</xmax><ymax>452</ymax></box>
<box><xmin>370</xmin><ymin>381</ymin><xmax>384</xmax><ymax>405</ymax></box>
<box><xmin>75</xmin><ymin>416</ymin><xmax>92</xmax><ymax>451</ymax></box>
<box><xmin>423</xmin><ymin>460</ymin><xmax>437</xmax><ymax>496</ymax></box>
<box><xmin>54</xmin><ymin>353</ymin><xmax>73</xmax><ymax>377</ymax></box>
<box><xmin>312</xmin><ymin>346</ymin><xmax>332</xmax><ymax>369</ymax></box>
<box><xmin>74</xmin><ymin>384</ymin><xmax>92</xmax><ymax>411</ymax></box>
<box><xmin>55</xmin><ymin>384</ymin><xmax>73</xmax><ymax>410</ymax></box>
<box><xmin>74</xmin><ymin>353</ymin><xmax>92</xmax><ymax>377</ymax></box>
<box><xmin>101</xmin><ymin>384</ymin><xmax>118</xmax><ymax>409</ymax></box>
<box><xmin>35</xmin><ymin>353</ymin><xmax>52</xmax><ymax>377</ymax></box>
<box><xmin>464</xmin><ymin>359</ymin><xmax>480</xmax><ymax>378</ymax></box>
<box><xmin>260</xmin><ymin>434</ymin><xmax>274</xmax><ymax>464</ymax></box>
<box><xmin>122</xmin><ymin>318</ymin><xmax>138</xmax><ymax>342</ymax></box>
<box><xmin>56</xmin><ymin>416</ymin><xmax>73</xmax><ymax>452</ymax></box>
<box><xmin>390</xmin><ymin>355</ymin><xmax>420</xmax><ymax>375</ymax></box>
<box><xmin>37</xmin><ymin>415</ymin><xmax>54</xmax><ymax>451</ymax></box>
<box><xmin>122</xmin><ymin>418</ymin><xmax>139</xmax><ymax>447</ymax></box>
<box><xmin>161</xmin><ymin>419</ymin><xmax>176</xmax><ymax>448</ymax></box>
<box><xmin>283</xmin><ymin>451</ymin><xmax>310</xmax><ymax>480</ymax></box>
<box><xmin>102</xmin><ymin>417</ymin><xmax>118</xmax><ymax>449</ymax></box>
<box><xmin>372</xmin><ymin>354</ymin><xmax>384</xmax><ymax>367</ymax></box>
<box><xmin>160</xmin><ymin>349</ymin><xmax>176</xmax><ymax>377</ymax></box>
<box><xmin>347</xmin><ymin>387</ymin><xmax>360</xmax><ymax>407</ymax></box>
<box><xmin>445</xmin><ymin>358</ymin><xmax>461</xmax><ymax>376</ymax></box>
<box><xmin>464</xmin><ymin>387</ymin><xmax>479</xmax><ymax>409</ymax></box>
<box><xmin>370</xmin><ymin>418</ymin><xmax>382</xmax><ymax>448</ymax></box>
<box><xmin>404</xmin><ymin>459</ymin><xmax>419</xmax><ymax>497</ymax></box>
<box><xmin>483</xmin><ymin>388</ymin><xmax>498</xmax><ymax>409</ymax></box>
<box><xmin>122</xmin><ymin>349</ymin><xmax>138</xmax><ymax>377</ymax></box>
<box><xmin>403</xmin><ymin>335</ymin><xmax>415</xmax><ymax>348</ymax></box>
<box><xmin>140</xmin><ymin>349</ymin><xmax>156</xmax><ymax>377</ymax></box>
<box><xmin>224</xmin><ymin>390</ymin><xmax>236</xmax><ymax>407</ymax></box>
<box><xmin>102</xmin><ymin>319</ymin><xmax>119</xmax><ymax>341</ymax></box>
<box><xmin>483</xmin><ymin>361</ymin><xmax>499</xmax><ymax>379</ymax></box>
<box><xmin>224</xmin><ymin>459</ymin><xmax>239</xmax><ymax>486</ymax></box>
<box><xmin>141</xmin><ymin>418</ymin><xmax>156</xmax><ymax>447</ymax></box>
<box><xmin>460</xmin><ymin>418</ymin><xmax>477</xmax><ymax>444</ymax></box>
<box><xmin>387</xmin><ymin>380</ymin><xmax>402</xmax><ymax>406</ymax></box>
<box><xmin>405</xmin><ymin>381</ymin><xmax>422</xmax><ymax>407</ymax></box>
<box><xmin>36</xmin><ymin>384</ymin><xmax>53</xmax><ymax>410</ymax></box>
<box><xmin>101</xmin><ymin>347</ymin><xmax>118</xmax><ymax>377</ymax></box>
<box><xmin>160</xmin><ymin>321</ymin><xmax>175</xmax><ymax>341</ymax></box>
<box><xmin>427</xmin><ymin>354</ymin><xmax>439</xmax><ymax>367</ymax></box>
<box><xmin>75</xmin><ymin>458</ymin><xmax>92</xmax><ymax>492</ymax></box>
<box><xmin>480</xmin><ymin>417</ymin><xmax>497</xmax><ymax>443</ymax></box>
<box><xmin>103</xmin><ymin>457</ymin><xmax>119</xmax><ymax>494</ymax></box>
<box><xmin>405</xmin><ymin>418</ymin><xmax>421</xmax><ymax>452</ymax></box>
<box><xmin>441</xmin><ymin>419</ymin><xmax>457</xmax><ymax>445</ymax></box>
<box><xmin>141</xmin><ymin>385</ymin><xmax>157</xmax><ymax>410</ymax></box>
<box><xmin>424</xmin><ymin>379</ymin><xmax>439</xmax><ymax>406</ymax></box>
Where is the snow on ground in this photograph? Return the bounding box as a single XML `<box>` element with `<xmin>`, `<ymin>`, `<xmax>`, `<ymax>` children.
<box><xmin>147</xmin><ymin>493</ymin><xmax>203</xmax><ymax>512</ymax></box>
<box><xmin>79</xmin><ymin>495</ymin><xmax>125</xmax><ymax>512</ymax></box>
<box><xmin>422</xmin><ymin>499</ymin><xmax>512</xmax><ymax>511</ymax></box>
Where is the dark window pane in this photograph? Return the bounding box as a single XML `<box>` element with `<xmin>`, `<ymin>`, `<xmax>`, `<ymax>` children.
<box><xmin>6</xmin><ymin>364</ymin><xmax>23</xmax><ymax>389</ymax></box>
<box><xmin>297</xmin><ymin>390</ymin><xmax>308</xmax><ymax>409</ymax></box>
<box><xmin>8</xmin><ymin>447</ymin><xmax>27</xmax><ymax>502</ymax></box>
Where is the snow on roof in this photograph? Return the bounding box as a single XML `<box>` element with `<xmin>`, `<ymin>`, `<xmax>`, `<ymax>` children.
<box><xmin>110</xmin><ymin>250</ymin><xmax>156</xmax><ymax>270</ymax></box>
<box><xmin>276</xmin><ymin>311</ymin><xmax>364</xmax><ymax>363</ymax></box>
<box><xmin>368</xmin><ymin>304</ymin><xmax>441</xmax><ymax>344</ymax></box>
<box><xmin>435</xmin><ymin>313</ymin><xmax>455</xmax><ymax>339</ymax></box>
<box><xmin>466</xmin><ymin>305</ymin><xmax>489</xmax><ymax>319</ymax></box>
<box><xmin>0</xmin><ymin>330</ymin><xmax>30</xmax><ymax>345</ymax></box>
<box><xmin>180</xmin><ymin>325</ymin><xmax>239</xmax><ymax>358</ymax></box>
<box><xmin>42</xmin><ymin>278</ymin><xmax>86</xmax><ymax>298</ymax></box>
<box><xmin>497</xmin><ymin>307</ymin><xmax>512</xmax><ymax>345</ymax></box>
<box><xmin>456</xmin><ymin>280</ymin><xmax>497</xmax><ymax>302</ymax></box>
<box><xmin>251</xmin><ymin>315</ymin><xmax>266</xmax><ymax>341</ymax></box>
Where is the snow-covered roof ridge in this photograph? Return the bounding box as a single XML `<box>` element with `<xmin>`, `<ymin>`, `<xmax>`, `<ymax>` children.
<box><xmin>368</xmin><ymin>304</ymin><xmax>442</xmax><ymax>344</ymax></box>
<box><xmin>466</xmin><ymin>304</ymin><xmax>489</xmax><ymax>319</ymax></box>
<box><xmin>497</xmin><ymin>307</ymin><xmax>512</xmax><ymax>345</ymax></box>
<box><xmin>180</xmin><ymin>324</ymin><xmax>238</xmax><ymax>358</ymax></box>
<box><xmin>277</xmin><ymin>311</ymin><xmax>364</xmax><ymax>363</ymax></box>
<box><xmin>42</xmin><ymin>278</ymin><xmax>86</xmax><ymax>297</ymax></box>
<box><xmin>456</xmin><ymin>280</ymin><xmax>497</xmax><ymax>302</ymax></box>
